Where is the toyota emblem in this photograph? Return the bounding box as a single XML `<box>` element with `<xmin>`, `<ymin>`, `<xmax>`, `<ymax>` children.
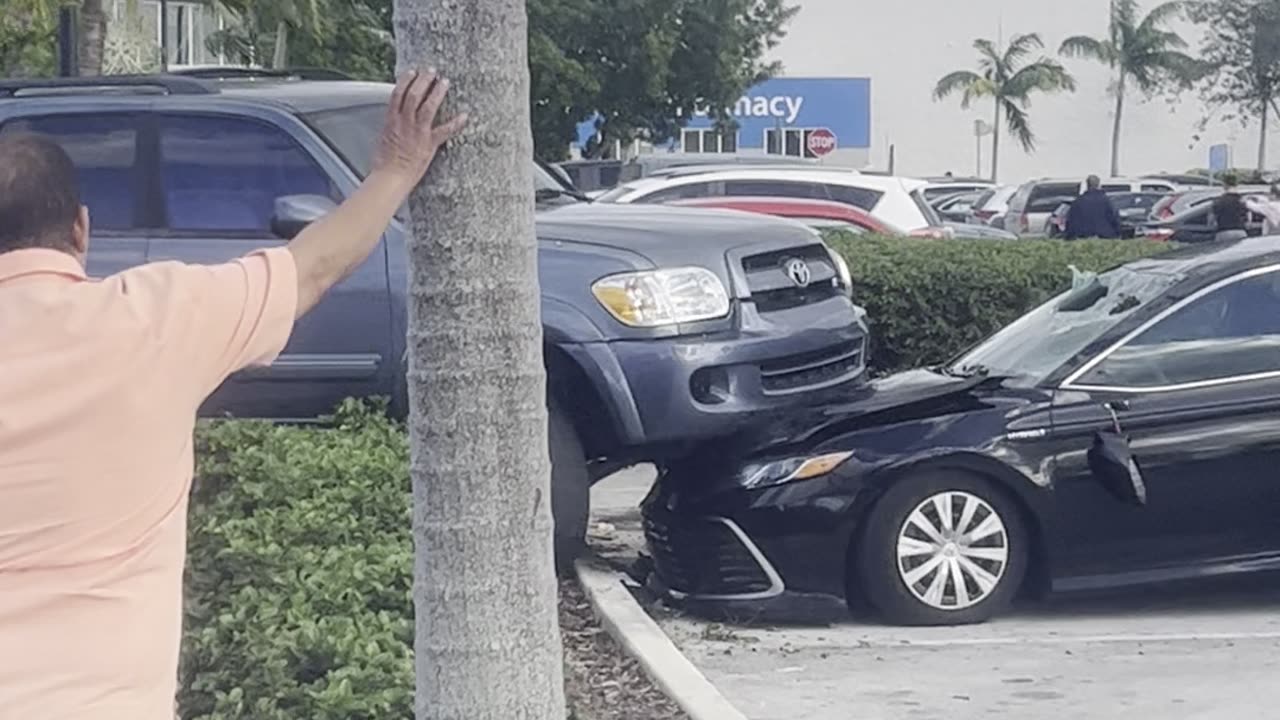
<box><xmin>784</xmin><ymin>258</ymin><xmax>812</xmax><ymax>288</ymax></box>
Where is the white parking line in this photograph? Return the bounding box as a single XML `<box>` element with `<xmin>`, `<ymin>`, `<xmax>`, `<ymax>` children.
<box><xmin>833</xmin><ymin>629</ymin><xmax>1280</xmax><ymax>649</ymax></box>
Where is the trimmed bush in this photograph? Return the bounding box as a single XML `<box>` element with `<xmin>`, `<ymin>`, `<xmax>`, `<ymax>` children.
<box><xmin>823</xmin><ymin>233</ymin><xmax>1172</xmax><ymax>373</ymax></box>
<box><xmin>182</xmin><ymin>401</ymin><xmax>415</xmax><ymax>720</ymax></box>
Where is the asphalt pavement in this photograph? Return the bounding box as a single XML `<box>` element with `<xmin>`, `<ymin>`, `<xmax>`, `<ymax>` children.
<box><xmin>591</xmin><ymin>466</ymin><xmax>1280</xmax><ymax>720</ymax></box>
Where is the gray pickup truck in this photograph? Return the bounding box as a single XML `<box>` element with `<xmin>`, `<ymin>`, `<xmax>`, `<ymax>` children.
<box><xmin>0</xmin><ymin>71</ymin><xmax>870</xmax><ymax>563</ymax></box>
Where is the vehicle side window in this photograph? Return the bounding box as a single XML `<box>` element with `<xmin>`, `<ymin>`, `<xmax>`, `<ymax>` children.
<box><xmin>722</xmin><ymin>180</ymin><xmax>824</xmax><ymax>199</ymax></box>
<box><xmin>158</xmin><ymin>114</ymin><xmax>338</xmax><ymax>233</ymax></box>
<box><xmin>824</xmin><ymin>184</ymin><xmax>883</xmax><ymax>210</ymax></box>
<box><xmin>1077</xmin><ymin>269</ymin><xmax>1280</xmax><ymax>388</ymax></box>
<box><xmin>0</xmin><ymin>114</ymin><xmax>140</xmax><ymax>231</ymax></box>
<box><xmin>637</xmin><ymin>182</ymin><xmax>719</xmax><ymax>203</ymax></box>
<box><xmin>1141</xmin><ymin>183</ymin><xmax>1170</xmax><ymax>192</ymax></box>
<box><xmin>1101</xmin><ymin>184</ymin><xmax>1130</xmax><ymax>193</ymax></box>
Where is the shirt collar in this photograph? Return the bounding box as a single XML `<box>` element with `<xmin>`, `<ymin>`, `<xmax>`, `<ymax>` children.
<box><xmin>0</xmin><ymin>249</ymin><xmax>88</xmax><ymax>283</ymax></box>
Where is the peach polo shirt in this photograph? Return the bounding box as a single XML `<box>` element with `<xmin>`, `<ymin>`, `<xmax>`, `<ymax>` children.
<box><xmin>0</xmin><ymin>247</ymin><xmax>297</xmax><ymax>719</ymax></box>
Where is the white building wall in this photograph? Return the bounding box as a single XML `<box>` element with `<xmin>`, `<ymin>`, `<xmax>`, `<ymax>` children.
<box><xmin>771</xmin><ymin>0</ymin><xmax>1275</xmax><ymax>183</ymax></box>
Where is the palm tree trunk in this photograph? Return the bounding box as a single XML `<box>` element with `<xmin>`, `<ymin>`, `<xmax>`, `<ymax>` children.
<box><xmin>393</xmin><ymin>0</ymin><xmax>565</xmax><ymax>719</ymax></box>
<box><xmin>1259</xmin><ymin>99</ymin><xmax>1270</xmax><ymax>173</ymax></box>
<box><xmin>272</xmin><ymin>20</ymin><xmax>289</xmax><ymax>69</ymax></box>
<box><xmin>991</xmin><ymin>100</ymin><xmax>1001</xmax><ymax>182</ymax></box>
<box><xmin>1110</xmin><ymin>71</ymin><xmax>1126</xmax><ymax>177</ymax></box>
<box><xmin>78</xmin><ymin>0</ymin><xmax>107</xmax><ymax>76</ymax></box>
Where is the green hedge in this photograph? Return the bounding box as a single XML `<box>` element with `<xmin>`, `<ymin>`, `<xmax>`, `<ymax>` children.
<box><xmin>182</xmin><ymin>401</ymin><xmax>415</xmax><ymax>720</ymax></box>
<box><xmin>822</xmin><ymin>233</ymin><xmax>1172</xmax><ymax>373</ymax></box>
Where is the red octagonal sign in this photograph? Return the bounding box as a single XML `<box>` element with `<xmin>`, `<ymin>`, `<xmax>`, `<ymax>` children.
<box><xmin>806</xmin><ymin>128</ymin><xmax>838</xmax><ymax>157</ymax></box>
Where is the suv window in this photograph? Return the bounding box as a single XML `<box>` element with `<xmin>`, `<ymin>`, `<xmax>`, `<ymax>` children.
<box><xmin>635</xmin><ymin>182</ymin><xmax>719</xmax><ymax>203</ymax></box>
<box><xmin>1141</xmin><ymin>183</ymin><xmax>1171</xmax><ymax>192</ymax></box>
<box><xmin>824</xmin><ymin>184</ymin><xmax>884</xmax><ymax>210</ymax></box>
<box><xmin>1100</xmin><ymin>183</ymin><xmax>1130</xmax><ymax>193</ymax></box>
<box><xmin>0</xmin><ymin>114</ymin><xmax>140</xmax><ymax>230</ymax></box>
<box><xmin>1029</xmin><ymin>182</ymin><xmax>1080</xmax><ymax>206</ymax></box>
<box><xmin>722</xmin><ymin>180</ymin><xmax>824</xmax><ymax>199</ymax></box>
<box><xmin>158</xmin><ymin>114</ymin><xmax>337</xmax><ymax>233</ymax></box>
<box><xmin>1077</xmin><ymin>269</ymin><xmax>1280</xmax><ymax>389</ymax></box>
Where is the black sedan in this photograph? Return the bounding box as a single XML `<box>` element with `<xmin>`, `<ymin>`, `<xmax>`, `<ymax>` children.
<box><xmin>643</xmin><ymin>237</ymin><xmax>1280</xmax><ymax>626</ymax></box>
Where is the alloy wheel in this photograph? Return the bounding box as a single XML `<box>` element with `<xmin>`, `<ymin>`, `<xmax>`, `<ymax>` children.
<box><xmin>895</xmin><ymin>490</ymin><xmax>1009</xmax><ymax>611</ymax></box>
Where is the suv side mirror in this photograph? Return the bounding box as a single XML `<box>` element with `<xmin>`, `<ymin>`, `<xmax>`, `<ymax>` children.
<box><xmin>271</xmin><ymin>194</ymin><xmax>338</xmax><ymax>239</ymax></box>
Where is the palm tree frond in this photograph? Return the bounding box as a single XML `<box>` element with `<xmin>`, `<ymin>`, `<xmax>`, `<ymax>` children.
<box><xmin>1138</xmin><ymin>0</ymin><xmax>1187</xmax><ymax>34</ymax></box>
<box><xmin>1004</xmin><ymin>59</ymin><xmax>1077</xmax><ymax>98</ymax></box>
<box><xmin>1002</xmin><ymin>100</ymin><xmax>1036</xmax><ymax>152</ymax></box>
<box><xmin>933</xmin><ymin>69</ymin><xmax>985</xmax><ymax>106</ymax></box>
<box><xmin>1059</xmin><ymin>35</ymin><xmax>1115</xmax><ymax>64</ymax></box>
<box><xmin>1003</xmin><ymin>32</ymin><xmax>1045</xmax><ymax>65</ymax></box>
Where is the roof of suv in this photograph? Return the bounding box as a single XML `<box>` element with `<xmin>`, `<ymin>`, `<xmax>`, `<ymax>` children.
<box><xmin>613</xmin><ymin>168</ymin><xmax>928</xmax><ymax>196</ymax></box>
<box><xmin>218</xmin><ymin>79</ymin><xmax>393</xmax><ymax>112</ymax></box>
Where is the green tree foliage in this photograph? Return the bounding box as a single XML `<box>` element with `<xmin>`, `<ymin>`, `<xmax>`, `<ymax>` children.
<box><xmin>933</xmin><ymin>34</ymin><xmax>1077</xmax><ymax>182</ymax></box>
<box><xmin>1189</xmin><ymin>0</ymin><xmax>1280</xmax><ymax>170</ymax></box>
<box><xmin>1059</xmin><ymin>0</ymin><xmax>1203</xmax><ymax>176</ymax></box>
<box><xmin>0</xmin><ymin>0</ymin><xmax>62</xmax><ymax>77</ymax></box>
<box><xmin>203</xmin><ymin>0</ymin><xmax>794</xmax><ymax>160</ymax></box>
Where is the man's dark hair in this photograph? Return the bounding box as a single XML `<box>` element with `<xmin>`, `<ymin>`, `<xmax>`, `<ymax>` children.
<box><xmin>0</xmin><ymin>133</ymin><xmax>81</xmax><ymax>254</ymax></box>
<box><xmin>1086</xmin><ymin>174</ymin><xmax>1101</xmax><ymax>190</ymax></box>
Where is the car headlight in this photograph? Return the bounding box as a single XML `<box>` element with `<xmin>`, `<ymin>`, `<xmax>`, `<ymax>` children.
<box><xmin>591</xmin><ymin>267</ymin><xmax>731</xmax><ymax>327</ymax></box>
<box><xmin>740</xmin><ymin>451</ymin><xmax>853</xmax><ymax>490</ymax></box>
<box><xmin>827</xmin><ymin>248</ymin><xmax>853</xmax><ymax>296</ymax></box>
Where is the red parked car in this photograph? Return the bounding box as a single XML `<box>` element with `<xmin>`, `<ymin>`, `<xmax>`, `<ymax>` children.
<box><xmin>671</xmin><ymin>197</ymin><xmax>949</xmax><ymax>238</ymax></box>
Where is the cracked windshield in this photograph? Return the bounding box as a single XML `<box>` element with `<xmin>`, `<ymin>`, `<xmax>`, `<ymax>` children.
<box><xmin>5</xmin><ymin>1</ymin><xmax>1280</xmax><ymax>719</ymax></box>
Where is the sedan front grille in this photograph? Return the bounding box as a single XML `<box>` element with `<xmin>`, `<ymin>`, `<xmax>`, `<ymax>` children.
<box><xmin>758</xmin><ymin>340</ymin><xmax>864</xmax><ymax>394</ymax></box>
<box><xmin>643</xmin><ymin>514</ymin><xmax>772</xmax><ymax>597</ymax></box>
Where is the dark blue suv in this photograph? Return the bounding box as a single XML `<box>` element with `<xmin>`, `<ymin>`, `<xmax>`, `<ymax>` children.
<box><xmin>0</xmin><ymin>72</ymin><xmax>869</xmax><ymax>562</ymax></box>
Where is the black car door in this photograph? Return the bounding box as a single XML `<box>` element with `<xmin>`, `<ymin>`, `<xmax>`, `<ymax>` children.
<box><xmin>1047</xmin><ymin>265</ymin><xmax>1280</xmax><ymax>583</ymax></box>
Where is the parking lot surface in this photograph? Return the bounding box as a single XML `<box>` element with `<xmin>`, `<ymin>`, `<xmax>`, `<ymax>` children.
<box><xmin>591</xmin><ymin>467</ymin><xmax>1280</xmax><ymax>720</ymax></box>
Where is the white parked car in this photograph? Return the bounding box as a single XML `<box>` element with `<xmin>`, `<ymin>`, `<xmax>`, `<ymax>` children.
<box><xmin>1005</xmin><ymin>177</ymin><xmax>1179</xmax><ymax>236</ymax></box>
<box><xmin>595</xmin><ymin>168</ymin><xmax>940</xmax><ymax>231</ymax></box>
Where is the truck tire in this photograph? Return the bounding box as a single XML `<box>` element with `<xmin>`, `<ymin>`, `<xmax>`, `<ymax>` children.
<box><xmin>549</xmin><ymin>401</ymin><xmax>590</xmax><ymax>574</ymax></box>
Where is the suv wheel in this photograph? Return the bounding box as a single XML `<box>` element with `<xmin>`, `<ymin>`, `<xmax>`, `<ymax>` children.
<box><xmin>855</xmin><ymin>471</ymin><xmax>1027</xmax><ymax>626</ymax></box>
<box><xmin>549</xmin><ymin>401</ymin><xmax>590</xmax><ymax>574</ymax></box>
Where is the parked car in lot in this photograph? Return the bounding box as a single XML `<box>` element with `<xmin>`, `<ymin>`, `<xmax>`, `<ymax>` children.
<box><xmin>965</xmin><ymin>185</ymin><xmax>1017</xmax><ymax>227</ymax></box>
<box><xmin>644</xmin><ymin>236</ymin><xmax>1280</xmax><ymax>625</ymax></box>
<box><xmin>1149</xmin><ymin>185</ymin><xmax>1271</xmax><ymax>222</ymax></box>
<box><xmin>1047</xmin><ymin>191</ymin><xmax>1169</xmax><ymax>238</ymax></box>
<box><xmin>932</xmin><ymin>190</ymin><xmax>986</xmax><ymax>223</ymax></box>
<box><xmin>596</xmin><ymin>168</ymin><xmax>942</xmax><ymax>232</ymax></box>
<box><xmin>0</xmin><ymin>72</ymin><xmax>871</xmax><ymax>565</ymax></box>
<box><xmin>1006</xmin><ymin>178</ymin><xmax>1179</xmax><ymax>236</ymax></box>
<box><xmin>920</xmin><ymin>179</ymin><xmax>995</xmax><ymax>204</ymax></box>
<box><xmin>558</xmin><ymin>153</ymin><xmax>819</xmax><ymax>195</ymax></box>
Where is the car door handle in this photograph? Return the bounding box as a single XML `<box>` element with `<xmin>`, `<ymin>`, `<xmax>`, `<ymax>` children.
<box><xmin>1106</xmin><ymin>399</ymin><xmax>1131</xmax><ymax>413</ymax></box>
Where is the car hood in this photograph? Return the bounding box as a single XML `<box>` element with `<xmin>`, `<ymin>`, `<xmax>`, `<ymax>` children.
<box><xmin>682</xmin><ymin>368</ymin><xmax>1015</xmax><ymax>463</ymax></box>
<box><xmin>535</xmin><ymin>202</ymin><xmax>829</xmax><ymax>292</ymax></box>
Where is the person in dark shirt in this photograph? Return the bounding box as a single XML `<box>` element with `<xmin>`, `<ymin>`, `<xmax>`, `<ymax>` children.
<box><xmin>1064</xmin><ymin>175</ymin><xmax>1121</xmax><ymax>239</ymax></box>
<box><xmin>1211</xmin><ymin>173</ymin><xmax>1249</xmax><ymax>242</ymax></box>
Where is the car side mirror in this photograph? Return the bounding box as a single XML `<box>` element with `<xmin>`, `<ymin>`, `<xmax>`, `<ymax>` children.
<box><xmin>271</xmin><ymin>194</ymin><xmax>338</xmax><ymax>239</ymax></box>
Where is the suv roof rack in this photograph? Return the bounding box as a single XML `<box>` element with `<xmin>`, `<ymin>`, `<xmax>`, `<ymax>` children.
<box><xmin>169</xmin><ymin>66</ymin><xmax>353</xmax><ymax>81</ymax></box>
<box><xmin>647</xmin><ymin>163</ymin><xmax>857</xmax><ymax>180</ymax></box>
<box><xmin>0</xmin><ymin>74</ymin><xmax>216</xmax><ymax>98</ymax></box>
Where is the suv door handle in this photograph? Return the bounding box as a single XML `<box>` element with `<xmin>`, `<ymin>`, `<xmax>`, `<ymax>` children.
<box><xmin>1106</xmin><ymin>399</ymin><xmax>1131</xmax><ymax>413</ymax></box>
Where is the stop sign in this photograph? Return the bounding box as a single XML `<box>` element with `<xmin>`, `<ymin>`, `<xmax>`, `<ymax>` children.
<box><xmin>806</xmin><ymin>128</ymin><xmax>838</xmax><ymax>157</ymax></box>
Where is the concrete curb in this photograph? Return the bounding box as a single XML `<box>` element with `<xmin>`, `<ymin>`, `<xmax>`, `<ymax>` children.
<box><xmin>575</xmin><ymin>559</ymin><xmax>750</xmax><ymax>720</ymax></box>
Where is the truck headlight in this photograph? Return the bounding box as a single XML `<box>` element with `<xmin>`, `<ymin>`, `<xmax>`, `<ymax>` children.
<box><xmin>828</xmin><ymin>248</ymin><xmax>853</xmax><ymax>296</ymax></box>
<box><xmin>591</xmin><ymin>267</ymin><xmax>730</xmax><ymax>327</ymax></box>
<box><xmin>740</xmin><ymin>451</ymin><xmax>853</xmax><ymax>489</ymax></box>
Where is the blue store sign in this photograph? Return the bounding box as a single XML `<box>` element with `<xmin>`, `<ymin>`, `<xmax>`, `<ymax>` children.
<box><xmin>574</xmin><ymin>76</ymin><xmax>871</xmax><ymax>152</ymax></box>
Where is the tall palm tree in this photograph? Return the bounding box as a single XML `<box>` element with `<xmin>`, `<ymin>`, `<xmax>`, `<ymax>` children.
<box><xmin>934</xmin><ymin>33</ymin><xmax>1076</xmax><ymax>182</ymax></box>
<box><xmin>394</xmin><ymin>0</ymin><xmax>565</xmax><ymax>719</ymax></box>
<box><xmin>1060</xmin><ymin>0</ymin><xmax>1202</xmax><ymax>176</ymax></box>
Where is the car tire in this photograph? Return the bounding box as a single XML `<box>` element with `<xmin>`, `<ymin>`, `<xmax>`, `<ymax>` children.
<box><xmin>549</xmin><ymin>401</ymin><xmax>590</xmax><ymax>575</ymax></box>
<box><xmin>854</xmin><ymin>471</ymin><xmax>1027</xmax><ymax>626</ymax></box>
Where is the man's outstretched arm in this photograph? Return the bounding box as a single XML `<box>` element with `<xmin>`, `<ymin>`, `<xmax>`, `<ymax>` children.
<box><xmin>287</xmin><ymin>69</ymin><xmax>468</xmax><ymax>319</ymax></box>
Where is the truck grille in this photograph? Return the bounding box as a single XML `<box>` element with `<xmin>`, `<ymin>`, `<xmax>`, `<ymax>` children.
<box><xmin>740</xmin><ymin>244</ymin><xmax>840</xmax><ymax>313</ymax></box>
<box><xmin>644</xmin><ymin>514</ymin><xmax>773</xmax><ymax>597</ymax></box>
<box><xmin>758</xmin><ymin>340</ymin><xmax>864</xmax><ymax>394</ymax></box>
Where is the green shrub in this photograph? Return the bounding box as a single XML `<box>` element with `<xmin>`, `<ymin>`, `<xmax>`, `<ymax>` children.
<box><xmin>823</xmin><ymin>233</ymin><xmax>1172</xmax><ymax>373</ymax></box>
<box><xmin>181</xmin><ymin>400</ymin><xmax>415</xmax><ymax>720</ymax></box>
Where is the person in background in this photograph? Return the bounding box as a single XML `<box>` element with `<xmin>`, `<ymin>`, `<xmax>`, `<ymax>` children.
<box><xmin>1246</xmin><ymin>184</ymin><xmax>1280</xmax><ymax>235</ymax></box>
<box><xmin>0</xmin><ymin>70</ymin><xmax>464</xmax><ymax>720</ymax></box>
<box><xmin>1064</xmin><ymin>175</ymin><xmax>1121</xmax><ymax>239</ymax></box>
<box><xmin>1211</xmin><ymin>173</ymin><xmax>1250</xmax><ymax>242</ymax></box>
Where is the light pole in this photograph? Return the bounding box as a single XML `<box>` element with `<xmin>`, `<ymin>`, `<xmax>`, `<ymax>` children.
<box><xmin>974</xmin><ymin>119</ymin><xmax>993</xmax><ymax>178</ymax></box>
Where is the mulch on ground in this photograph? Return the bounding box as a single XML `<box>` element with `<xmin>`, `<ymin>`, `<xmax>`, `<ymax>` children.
<box><xmin>560</xmin><ymin>580</ymin><xmax>689</xmax><ymax>720</ymax></box>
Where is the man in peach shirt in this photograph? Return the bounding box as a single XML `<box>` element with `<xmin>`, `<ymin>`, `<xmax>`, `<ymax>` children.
<box><xmin>0</xmin><ymin>71</ymin><xmax>465</xmax><ymax>719</ymax></box>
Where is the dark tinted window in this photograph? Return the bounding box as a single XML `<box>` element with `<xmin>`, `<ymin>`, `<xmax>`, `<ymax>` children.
<box><xmin>637</xmin><ymin>182</ymin><xmax>719</xmax><ymax>203</ymax></box>
<box><xmin>1028</xmin><ymin>194</ymin><xmax>1076</xmax><ymax>213</ymax></box>
<box><xmin>723</xmin><ymin>180</ymin><xmax>823</xmax><ymax>199</ymax></box>
<box><xmin>159</xmin><ymin>114</ymin><xmax>337</xmax><ymax>233</ymax></box>
<box><xmin>825</xmin><ymin>184</ymin><xmax>884</xmax><ymax>210</ymax></box>
<box><xmin>1078</xmin><ymin>270</ymin><xmax>1280</xmax><ymax>388</ymax></box>
<box><xmin>0</xmin><ymin>114</ymin><xmax>139</xmax><ymax>230</ymax></box>
<box><xmin>1029</xmin><ymin>182</ymin><xmax>1079</xmax><ymax>206</ymax></box>
<box><xmin>1100</xmin><ymin>183</ymin><xmax>1130</xmax><ymax>193</ymax></box>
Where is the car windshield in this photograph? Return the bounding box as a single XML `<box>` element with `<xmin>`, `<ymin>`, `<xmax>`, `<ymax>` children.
<box><xmin>302</xmin><ymin>103</ymin><xmax>566</xmax><ymax>195</ymax></box>
<box><xmin>949</xmin><ymin>265</ymin><xmax>1183</xmax><ymax>385</ymax></box>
